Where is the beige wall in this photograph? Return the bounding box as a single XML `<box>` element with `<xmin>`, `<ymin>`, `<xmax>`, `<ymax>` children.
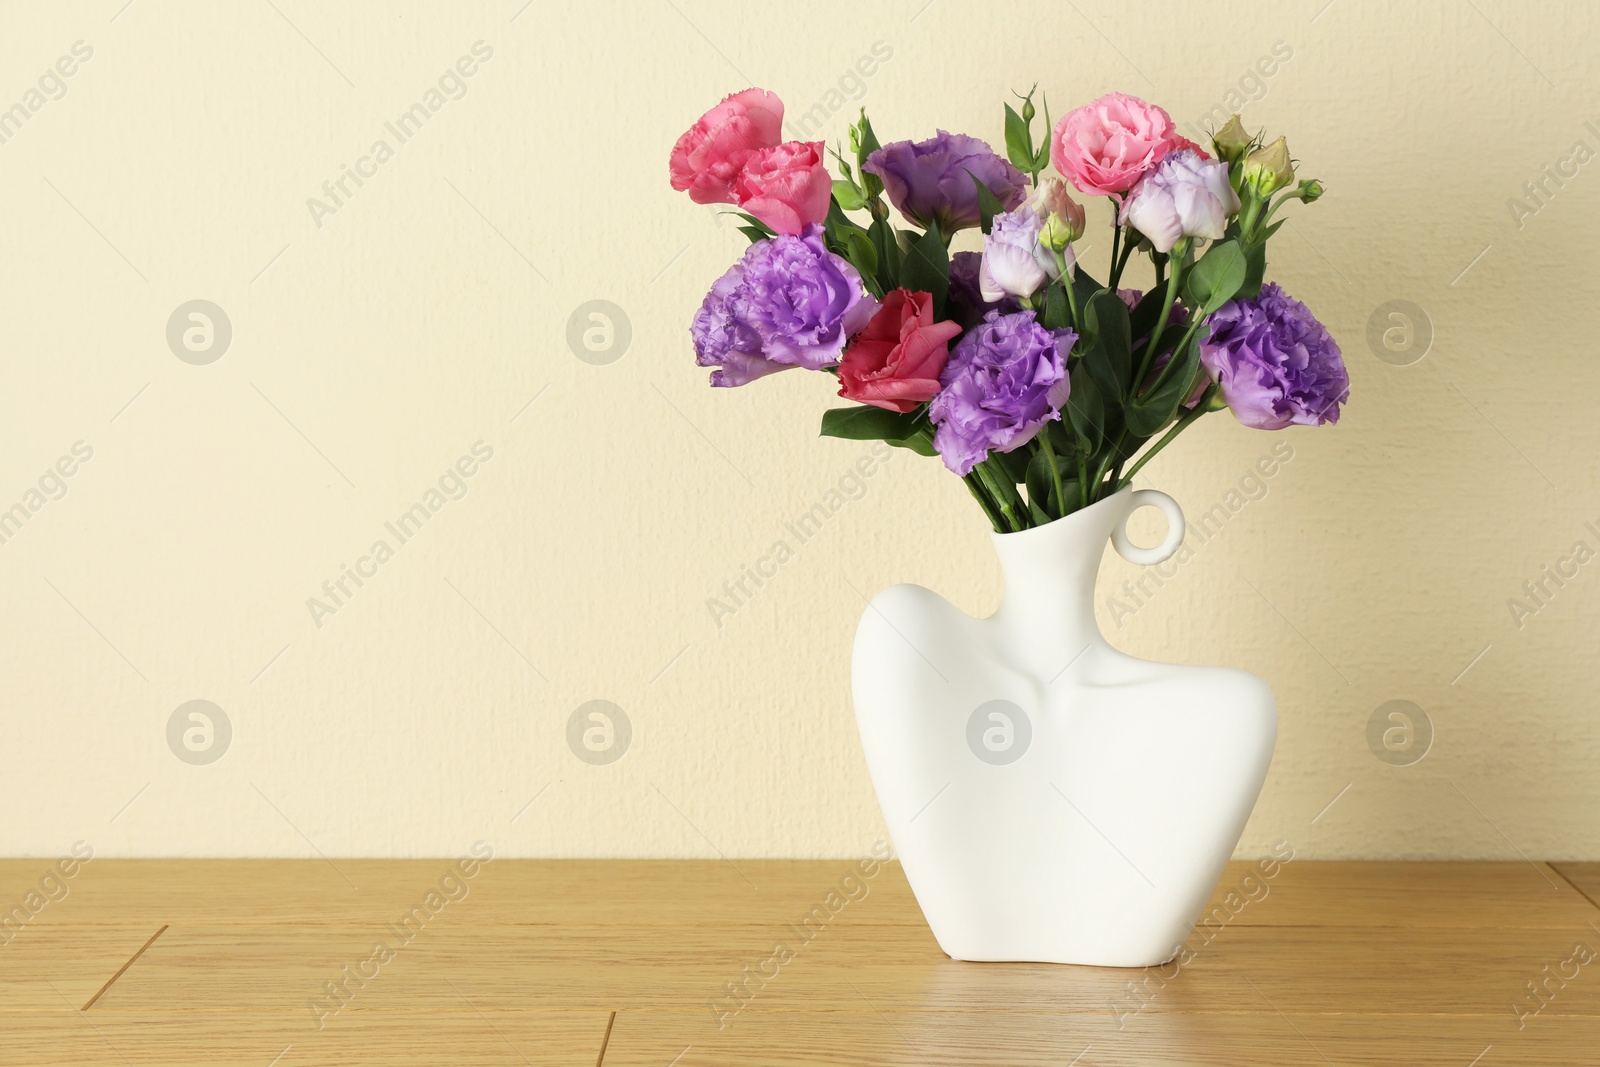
<box><xmin>2</xmin><ymin>0</ymin><xmax>1596</xmax><ymax>860</ymax></box>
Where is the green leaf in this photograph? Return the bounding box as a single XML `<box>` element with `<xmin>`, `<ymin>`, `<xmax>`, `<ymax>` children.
<box><xmin>855</xmin><ymin>115</ymin><xmax>882</xmax><ymax>160</ymax></box>
<box><xmin>1031</xmin><ymin>96</ymin><xmax>1052</xmax><ymax>174</ymax></box>
<box><xmin>1003</xmin><ymin>103</ymin><xmax>1032</xmax><ymax>172</ymax></box>
<box><xmin>820</xmin><ymin>405</ymin><xmax>920</xmax><ymax>442</ymax></box>
<box><xmin>1042</xmin><ymin>282</ymin><xmax>1070</xmax><ymax>330</ymax></box>
<box><xmin>1071</xmin><ymin>265</ymin><xmax>1104</xmax><ymax>313</ymax></box>
<box><xmin>868</xmin><ymin>216</ymin><xmax>900</xmax><ymax>293</ymax></box>
<box><xmin>994</xmin><ymin>444</ymin><xmax>1032</xmax><ymax>484</ymax></box>
<box><xmin>1082</xmin><ymin>289</ymin><xmax>1133</xmax><ymax>402</ymax></box>
<box><xmin>737</xmin><ymin>225</ymin><xmax>768</xmax><ymax>244</ymax></box>
<box><xmin>843</xmin><ymin>229</ymin><xmax>879</xmax><ymax>290</ymax></box>
<box><xmin>822</xmin><ymin>203</ymin><xmax>879</xmax><ymax>294</ymax></box>
<box><xmin>833</xmin><ymin>181</ymin><xmax>866</xmax><ymax>211</ymax></box>
<box><xmin>853</xmin><ymin>111</ymin><xmax>884</xmax><ymax>200</ymax></box>
<box><xmin>1065</xmin><ymin>364</ymin><xmax>1106</xmax><ymax>451</ymax></box>
<box><xmin>1183</xmin><ymin>239</ymin><xmax>1247</xmax><ymax>313</ymax></box>
<box><xmin>889</xmin><ymin>433</ymin><xmax>937</xmax><ymax>456</ymax></box>
<box><xmin>899</xmin><ymin>223</ymin><xmax>949</xmax><ymax>315</ymax></box>
<box><xmin>968</xmin><ymin>171</ymin><xmax>1007</xmax><ymax>235</ymax></box>
<box><xmin>1127</xmin><ymin>286</ymin><xmax>1167</xmax><ymax>343</ymax></box>
<box><xmin>820</xmin><ymin>405</ymin><xmax>936</xmax><ymax>455</ymax></box>
<box><xmin>1045</xmin><ymin>419</ymin><xmax>1076</xmax><ymax>457</ymax></box>
<box><xmin>732</xmin><ymin>212</ymin><xmax>775</xmax><ymax>238</ymax></box>
<box><xmin>1239</xmin><ymin>240</ymin><xmax>1267</xmax><ymax>300</ymax></box>
<box><xmin>1025</xmin><ymin>445</ymin><xmax>1065</xmax><ymax>520</ymax></box>
<box><xmin>1126</xmin><ymin>332</ymin><xmax>1202</xmax><ymax>437</ymax></box>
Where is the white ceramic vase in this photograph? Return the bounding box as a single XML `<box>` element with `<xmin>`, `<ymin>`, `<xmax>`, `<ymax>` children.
<box><xmin>852</xmin><ymin>486</ymin><xmax>1276</xmax><ymax>967</ymax></box>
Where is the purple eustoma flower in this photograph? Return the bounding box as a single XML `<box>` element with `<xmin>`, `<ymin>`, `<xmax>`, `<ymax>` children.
<box><xmin>863</xmin><ymin>131</ymin><xmax>1028</xmax><ymax>234</ymax></box>
<box><xmin>690</xmin><ymin>261</ymin><xmax>782</xmax><ymax>387</ymax></box>
<box><xmin>691</xmin><ymin>224</ymin><xmax>877</xmax><ymax>387</ymax></box>
<box><xmin>1199</xmin><ymin>283</ymin><xmax>1349</xmax><ymax>429</ymax></box>
<box><xmin>929</xmin><ymin>310</ymin><xmax>1075</xmax><ymax>476</ymax></box>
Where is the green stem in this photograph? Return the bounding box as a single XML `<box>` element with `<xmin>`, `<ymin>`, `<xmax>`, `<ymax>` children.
<box><xmin>1262</xmin><ymin>186</ymin><xmax>1314</xmax><ymax>227</ymax></box>
<box><xmin>1089</xmin><ymin>445</ymin><xmax>1118</xmax><ymax>503</ymax></box>
<box><xmin>1117</xmin><ymin>386</ymin><xmax>1216</xmax><ymax>489</ymax></box>
<box><xmin>1053</xmin><ymin>249</ymin><xmax>1080</xmax><ymax>332</ymax></box>
<box><xmin>1133</xmin><ymin>251</ymin><xmax>1185</xmax><ymax>389</ymax></box>
<box><xmin>1142</xmin><ymin>313</ymin><xmax>1207</xmax><ymax>399</ymax></box>
<box><xmin>963</xmin><ymin>474</ymin><xmax>1007</xmax><ymax>533</ymax></box>
<box><xmin>1108</xmin><ymin>227</ymin><xmax>1138</xmax><ymax>289</ymax></box>
<box><xmin>977</xmin><ymin>460</ymin><xmax>1026</xmax><ymax>532</ymax></box>
<box><xmin>1040</xmin><ymin>437</ymin><xmax>1065</xmax><ymax>519</ymax></box>
<box><xmin>1108</xmin><ymin>207</ymin><xmax>1122</xmax><ymax>284</ymax></box>
<box><xmin>1239</xmin><ymin>195</ymin><xmax>1265</xmax><ymax>243</ymax></box>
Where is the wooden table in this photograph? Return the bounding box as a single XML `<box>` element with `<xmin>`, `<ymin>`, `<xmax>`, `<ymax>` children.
<box><xmin>3</xmin><ymin>858</ymin><xmax>1599</xmax><ymax>1064</ymax></box>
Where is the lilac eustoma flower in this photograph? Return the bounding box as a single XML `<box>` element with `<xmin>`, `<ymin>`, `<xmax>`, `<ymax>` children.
<box><xmin>691</xmin><ymin>224</ymin><xmax>877</xmax><ymax>387</ymax></box>
<box><xmin>863</xmin><ymin>131</ymin><xmax>1028</xmax><ymax>234</ymax></box>
<box><xmin>929</xmin><ymin>309</ymin><xmax>1075</xmax><ymax>476</ymax></box>
<box><xmin>1200</xmin><ymin>283</ymin><xmax>1350</xmax><ymax>429</ymax></box>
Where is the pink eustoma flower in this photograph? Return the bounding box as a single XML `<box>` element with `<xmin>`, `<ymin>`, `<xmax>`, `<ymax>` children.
<box><xmin>669</xmin><ymin>88</ymin><xmax>785</xmax><ymax>205</ymax></box>
<box><xmin>1051</xmin><ymin>92</ymin><xmax>1184</xmax><ymax>197</ymax></box>
<box><xmin>734</xmin><ymin>141</ymin><xmax>832</xmax><ymax>235</ymax></box>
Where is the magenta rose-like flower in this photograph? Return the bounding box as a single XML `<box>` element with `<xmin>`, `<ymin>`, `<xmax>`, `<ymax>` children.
<box><xmin>863</xmin><ymin>131</ymin><xmax>1027</xmax><ymax>233</ymax></box>
<box><xmin>669</xmin><ymin>88</ymin><xmax>785</xmax><ymax>205</ymax></box>
<box><xmin>734</xmin><ymin>140</ymin><xmax>832</xmax><ymax>235</ymax></box>
<box><xmin>929</xmin><ymin>310</ymin><xmax>1075</xmax><ymax>476</ymax></box>
<box><xmin>1051</xmin><ymin>92</ymin><xmax>1183</xmax><ymax>197</ymax></box>
<box><xmin>691</xmin><ymin>224</ymin><xmax>877</xmax><ymax>387</ymax></box>
<box><xmin>1119</xmin><ymin>149</ymin><xmax>1240</xmax><ymax>254</ymax></box>
<box><xmin>1200</xmin><ymin>283</ymin><xmax>1350</xmax><ymax>429</ymax></box>
<box><xmin>837</xmin><ymin>289</ymin><xmax>962</xmax><ymax>413</ymax></box>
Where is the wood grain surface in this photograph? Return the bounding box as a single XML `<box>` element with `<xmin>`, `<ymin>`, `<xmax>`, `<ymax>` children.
<box><xmin>1</xmin><ymin>860</ymin><xmax>1596</xmax><ymax>1065</ymax></box>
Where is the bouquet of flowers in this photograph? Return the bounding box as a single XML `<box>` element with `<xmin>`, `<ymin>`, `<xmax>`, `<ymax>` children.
<box><xmin>669</xmin><ymin>87</ymin><xmax>1350</xmax><ymax>532</ymax></box>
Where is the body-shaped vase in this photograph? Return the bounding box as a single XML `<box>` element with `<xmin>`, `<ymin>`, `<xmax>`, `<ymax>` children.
<box><xmin>852</xmin><ymin>487</ymin><xmax>1276</xmax><ymax>967</ymax></box>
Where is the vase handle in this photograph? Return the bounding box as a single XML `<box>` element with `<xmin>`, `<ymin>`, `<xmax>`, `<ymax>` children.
<box><xmin>1112</xmin><ymin>489</ymin><xmax>1185</xmax><ymax>566</ymax></box>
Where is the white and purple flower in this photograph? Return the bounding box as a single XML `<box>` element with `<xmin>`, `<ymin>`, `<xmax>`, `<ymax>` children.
<box><xmin>1120</xmin><ymin>149</ymin><xmax>1239</xmax><ymax>254</ymax></box>
<box><xmin>978</xmin><ymin>208</ymin><xmax>1064</xmax><ymax>303</ymax></box>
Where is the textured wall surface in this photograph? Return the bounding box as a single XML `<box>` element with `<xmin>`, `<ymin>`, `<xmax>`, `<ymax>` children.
<box><xmin>2</xmin><ymin>0</ymin><xmax>1595</xmax><ymax>859</ymax></box>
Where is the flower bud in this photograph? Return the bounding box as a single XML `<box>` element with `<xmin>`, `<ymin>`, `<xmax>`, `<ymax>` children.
<box><xmin>1030</xmin><ymin>177</ymin><xmax>1085</xmax><ymax>250</ymax></box>
<box><xmin>1040</xmin><ymin>212</ymin><xmax>1074</xmax><ymax>252</ymax></box>
<box><xmin>1241</xmin><ymin>137</ymin><xmax>1294</xmax><ymax>197</ymax></box>
<box><xmin>1211</xmin><ymin>115</ymin><xmax>1252</xmax><ymax>165</ymax></box>
<box><xmin>1297</xmin><ymin>178</ymin><xmax>1324</xmax><ymax>203</ymax></box>
<box><xmin>851</xmin><ymin>110</ymin><xmax>884</xmax><ymax>200</ymax></box>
